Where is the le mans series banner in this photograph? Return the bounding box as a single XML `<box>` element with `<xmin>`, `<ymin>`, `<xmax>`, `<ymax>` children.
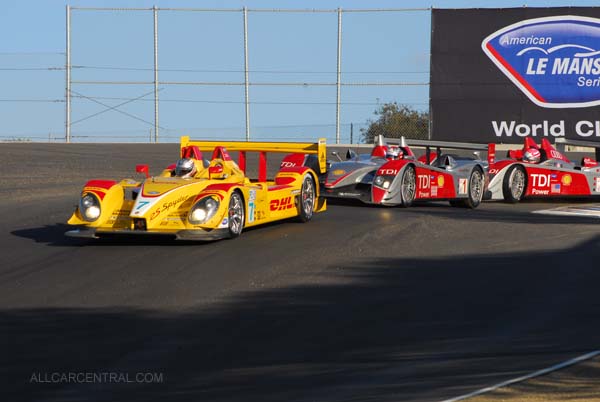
<box><xmin>430</xmin><ymin>7</ymin><xmax>600</xmax><ymax>143</ymax></box>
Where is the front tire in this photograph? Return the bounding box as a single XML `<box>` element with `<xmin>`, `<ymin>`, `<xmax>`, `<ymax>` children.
<box><xmin>227</xmin><ymin>191</ymin><xmax>245</xmax><ymax>238</ymax></box>
<box><xmin>502</xmin><ymin>164</ymin><xmax>527</xmax><ymax>203</ymax></box>
<box><xmin>463</xmin><ymin>167</ymin><xmax>485</xmax><ymax>209</ymax></box>
<box><xmin>400</xmin><ymin>165</ymin><xmax>416</xmax><ymax>207</ymax></box>
<box><xmin>297</xmin><ymin>174</ymin><xmax>315</xmax><ymax>222</ymax></box>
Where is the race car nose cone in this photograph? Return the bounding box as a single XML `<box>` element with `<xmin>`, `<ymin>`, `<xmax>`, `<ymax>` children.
<box><xmin>372</xmin><ymin>186</ymin><xmax>386</xmax><ymax>203</ymax></box>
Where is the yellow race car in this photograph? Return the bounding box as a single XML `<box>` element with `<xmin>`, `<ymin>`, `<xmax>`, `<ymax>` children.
<box><xmin>66</xmin><ymin>136</ymin><xmax>326</xmax><ymax>240</ymax></box>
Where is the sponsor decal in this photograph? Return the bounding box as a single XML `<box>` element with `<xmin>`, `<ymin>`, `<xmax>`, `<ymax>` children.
<box><xmin>149</xmin><ymin>194</ymin><xmax>187</xmax><ymax>221</ymax></box>
<box><xmin>249</xmin><ymin>189</ymin><xmax>256</xmax><ymax>202</ymax></box>
<box><xmin>418</xmin><ymin>175</ymin><xmax>431</xmax><ymax>189</ymax></box>
<box><xmin>280</xmin><ymin>161</ymin><xmax>297</xmax><ymax>168</ymax></box>
<box><xmin>270</xmin><ymin>197</ymin><xmax>294</xmax><ymax>211</ymax></box>
<box><xmin>561</xmin><ymin>174</ymin><xmax>573</xmax><ymax>186</ymax></box>
<box><xmin>595</xmin><ymin>177</ymin><xmax>600</xmax><ymax>192</ymax></box>
<box><xmin>221</xmin><ymin>218</ymin><xmax>228</xmax><ymax>226</ymax></box>
<box><xmin>379</xmin><ymin>168</ymin><xmax>399</xmax><ymax>175</ymax></box>
<box><xmin>550</xmin><ymin>149</ymin><xmax>567</xmax><ymax>160</ymax></box>
<box><xmin>531</xmin><ymin>173</ymin><xmax>551</xmax><ymax>188</ymax></box>
<box><xmin>332</xmin><ymin>169</ymin><xmax>346</xmax><ymax>176</ymax></box>
<box><xmin>551</xmin><ymin>183</ymin><xmax>562</xmax><ymax>193</ymax></box>
<box><xmin>437</xmin><ymin>175</ymin><xmax>445</xmax><ymax>187</ymax></box>
<box><xmin>482</xmin><ymin>16</ymin><xmax>600</xmax><ymax>108</ymax></box>
<box><xmin>431</xmin><ymin>186</ymin><xmax>438</xmax><ymax>197</ymax></box>
<box><xmin>532</xmin><ymin>188</ymin><xmax>550</xmax><ymax>195</ymax></box>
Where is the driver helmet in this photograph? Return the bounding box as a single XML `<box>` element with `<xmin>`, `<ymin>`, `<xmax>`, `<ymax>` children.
<box><xmin>386</xmin><ymin>146</ymin><xmax>403</xmax><ymax>160</ymax></box>
<box><xmin>523</xmin><ymin>148</ymin><xmax>541</xmax><ymax>164</ymax></box>
<box><xmin>175</xmin><ymin>158</ymin><xmax>197</xmax><ymax>178</ymax></box>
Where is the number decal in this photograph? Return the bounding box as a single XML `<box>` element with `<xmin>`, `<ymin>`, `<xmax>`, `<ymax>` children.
<box><xmin>459</xmin><ymin>178</ymin><xmax>468</xmax><ymax>195</ymax></box>
<box><xmin>135</xmin><ymin>201</ymin><xmax>150</xmax><ymax>211</ymax></box>
<box><xmin>248</xmin><ymin>202</ymin><xmax>255</xmax><ymax>223</ymax></box>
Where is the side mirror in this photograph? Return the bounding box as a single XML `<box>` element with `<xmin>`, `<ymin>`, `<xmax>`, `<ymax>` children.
<box><xmin>331</xmin><ymin>151</ymin><xmax>342</xmax><ymax>162</ymax></box>
<box><xmin>136</xmin><ymin>164</ymin><xmax>150</xmax><ymax>178</ymax></box>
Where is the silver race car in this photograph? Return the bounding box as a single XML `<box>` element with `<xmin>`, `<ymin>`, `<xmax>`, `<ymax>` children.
<box><xmin>323</xmin><ymin>135</ymin><xmax>488</xmax><ymax>208</ymax></box>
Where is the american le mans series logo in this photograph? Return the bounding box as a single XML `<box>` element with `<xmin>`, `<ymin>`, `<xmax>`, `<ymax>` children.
<box><xmin>482</xmin><ymin>16</ymin><xmax>600</xmax><ymax>108</ymax></box>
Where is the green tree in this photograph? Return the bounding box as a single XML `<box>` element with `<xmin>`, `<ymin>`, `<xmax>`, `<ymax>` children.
<box><xmin>360</xmin><ymin>102</ymin><xmax>429</xmax><ymax>143</ymax></box>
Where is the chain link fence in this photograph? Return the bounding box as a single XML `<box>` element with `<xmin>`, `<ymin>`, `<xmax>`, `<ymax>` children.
<box><xmin>1</xmin><ymin>7</ymin><xmax>431</xmax><ymax>144</ymax></box>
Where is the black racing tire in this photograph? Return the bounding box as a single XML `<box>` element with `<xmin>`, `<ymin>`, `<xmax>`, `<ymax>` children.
<box><xmin>297</xmin><ymin>174</ymin><xmax>316</xmax><ymax>223</ymax></box>
<box><xmin>502</xmin><ymin>164</ymin><xmax>527</xmax><ymax>203</ymax></box>
<box><xmin>463</xmin><ymin>167</ymin><xmax>485</xmax><ymax>209</ymax></box>
<box><xmin>227</xmin><ymin>191</ymin><xmax>245</xmax><ymax>238</ymax></box>
<box><xmin>400</xmin><ymin>165</ymin><xmax>416</xmax><ymax>207</ymax></box>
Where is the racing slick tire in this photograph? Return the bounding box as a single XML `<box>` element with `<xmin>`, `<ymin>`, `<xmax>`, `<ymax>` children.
<box><xmin>502</xmin><ymin>164</ymin><xmax>527</xmax><ymax>203</ymax></box>
<box><xmin>452</xmin><ymin>167</ymin><xmax>485</xmax><ymax>209</ymax></box>
<box><xmin>227</xmin><ymin>191</ymin><xmax>245</xmax><ymax>238</ymax></box>
<box><xmin>297</xmin><ymin>174</ymin><xmax>316</xmax><ymax>223</ymax></box>
<box><xmin>400</xmin><ymin>165</ymin><xmax>416</xmax><ymax>207</ymax></box>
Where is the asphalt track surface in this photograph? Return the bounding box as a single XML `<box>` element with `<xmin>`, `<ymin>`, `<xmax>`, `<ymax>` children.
<box><xmin>1</xmin><ymin>143</ymin><xmax>600</xmax><ymax>402</ymax></box>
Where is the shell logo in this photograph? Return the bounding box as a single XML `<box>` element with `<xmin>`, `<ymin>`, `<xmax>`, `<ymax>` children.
<box><xmin>561</xmin><ymin>174</ymin><xmax>573</xmax><ymax>186</ymax></box>
<box><xmin>437</xmin><ymin>176</ymin><xmax>445</xmax><ymax>187</ymax></box>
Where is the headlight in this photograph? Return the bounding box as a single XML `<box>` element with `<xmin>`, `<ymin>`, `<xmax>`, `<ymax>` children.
<box><xmin>188</xmin><ymin>196</ymin><xmax>220</xmax><ymax>225</ymax></box>
<box><xmin>374</xmin><ymin>176</ymin><xmax>391</xmax><ymax>189</ymax></box>
<box><xmin>79</xmin><ymin>193</ymin><xmax>101</xmax><ymax>222</ymax></box>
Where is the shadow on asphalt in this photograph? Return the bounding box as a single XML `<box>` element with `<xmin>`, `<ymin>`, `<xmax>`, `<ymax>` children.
<box><xmin>11</xmin><ymin>219</ymin><xmax>315</xmax><ymax>247</ymax></box>
<box><xmin>3</xmin><ymin>235</ymin><xmax>600</xmax><ymax>402</ymax></box>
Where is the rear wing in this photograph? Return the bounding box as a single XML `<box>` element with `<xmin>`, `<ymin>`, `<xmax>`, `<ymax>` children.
<box><xmin>180</xmin><ymin>136</ymin><xmax>327</xmax><ymax>181</ymax></box>
<box><xmin>383</xmin><ymin>137</ymin><xmax>487</xmax><ymax>165</ymax></box>
<box><xmin>554</xmin><ymin>138</ymin><xmax>600</xmax><ymax>161</ymax></box>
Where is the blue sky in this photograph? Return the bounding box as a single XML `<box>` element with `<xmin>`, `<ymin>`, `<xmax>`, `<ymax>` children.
<box><xmin>1</xmin><ymin>0</ymin><xmax>600</xmax><ymax>143</ymax></box>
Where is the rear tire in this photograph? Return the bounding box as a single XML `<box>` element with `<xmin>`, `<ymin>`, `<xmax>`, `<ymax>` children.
<box><xmin>297</xmin><ymin>174</ymin><xmax>315</xmax><ymax>222</ymax></box>
<box><xmin>400</xmin><ymin>165</ymin><xmax>416</xmax><ymax>207</ymax></box>
<box><xmin>502</xmin><ymin>164</ymin><xmax>527</xmax><ymax>203</ymax></box>
<box><xmin>227</xmin><ymin>191</ymin><xmax>245</xmax><ymax>238</ymax></box>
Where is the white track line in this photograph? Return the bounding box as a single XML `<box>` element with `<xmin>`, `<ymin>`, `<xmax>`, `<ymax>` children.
<box><xmin>533</xmin><ymin>205</ymin><xmax>600</xmax><ymax>218</ymax></box>
<box><xmin>440</xmin><ymin>350</ymin><xmax>600</xmax><ymax>402</ymax></box>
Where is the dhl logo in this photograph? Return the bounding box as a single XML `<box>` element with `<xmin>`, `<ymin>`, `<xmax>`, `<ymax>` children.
<box><xmin>270</xmin><ymin>196</ymin><xmax>294</xmax><ymax>211</ymax></box>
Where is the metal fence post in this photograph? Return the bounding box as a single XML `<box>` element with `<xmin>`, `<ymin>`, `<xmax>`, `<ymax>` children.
<box><xmin>65</xmin><ymin>5</ymin><xmax>71</xmax><ymax>143</ymax></box>
<box><xmin>243</xmin><ymin>7</ymin><xmax>250</xmax><ymax>141</ymax></box>
<box><xmin>60</xmin><ymin>7</ymin><xmax>429</xmax><ymax>144</ymax></box>
<box><xmin>153</xmin><ymin>5</ymin><xmax>159</xmax><ymax>143</ymax></box>
<box><xmin>335</xmin><ymin>8</ymin><xmax>342</xmax><ymax>144</ymax></box>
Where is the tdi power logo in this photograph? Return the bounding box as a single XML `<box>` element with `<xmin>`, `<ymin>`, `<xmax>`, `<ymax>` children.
<box><xmin>482</xmin><ymin>16</ymin><xmax>600</xmax><ymax>108</ymax></box>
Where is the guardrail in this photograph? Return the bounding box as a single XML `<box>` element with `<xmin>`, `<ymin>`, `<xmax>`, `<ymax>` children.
<box><xmin>554</xmin><ymin>138</ymin><xmax>600</xmax><ymax>160</ymax></box>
